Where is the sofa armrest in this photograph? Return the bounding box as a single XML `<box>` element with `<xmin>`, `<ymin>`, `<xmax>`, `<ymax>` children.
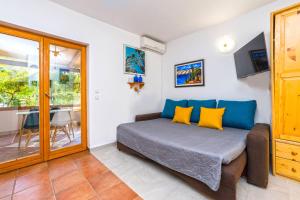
<box><xmin>246</xmin><ymin>123</ymin><xmax>270</xmax><ymax>188</ymax></box>
<box><xmin>135</xmin><ymin>112</ymin><xmax>162</xmax><ymax>122</ymax></box>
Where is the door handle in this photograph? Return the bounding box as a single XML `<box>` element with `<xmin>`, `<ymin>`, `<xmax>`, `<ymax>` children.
<box><xmin>45</xmin><ymin>92</ymin><xmax>51</xmax><ymax>98</ymax></box>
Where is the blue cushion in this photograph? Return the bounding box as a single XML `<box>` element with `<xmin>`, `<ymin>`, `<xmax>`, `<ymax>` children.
<box><xmin>161</xmin><ymin>99</ymin><xmax>188</xmax><ymax>119</ymax></box>
<box><xmin>218</xmin><ymin>100</ymin><xmax>257</xmax><ymax>130</ymax></box>
<box><xmin>188</xmin><ymin>100</ymin><xmax>217</xmax><ymax>123</ymax></box>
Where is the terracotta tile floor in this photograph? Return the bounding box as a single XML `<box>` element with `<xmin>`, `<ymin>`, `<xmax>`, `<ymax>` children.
<box><xmin>0</xmin><ymin>151</ymin><xmax>141</xmax><ymax>200</ymax></box>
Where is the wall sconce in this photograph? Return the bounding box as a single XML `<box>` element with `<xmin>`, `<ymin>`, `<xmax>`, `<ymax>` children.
<box><xmin>217</xmin><ymin>35</ymin><xmax>235</xmax><ymax>53</ymax></box>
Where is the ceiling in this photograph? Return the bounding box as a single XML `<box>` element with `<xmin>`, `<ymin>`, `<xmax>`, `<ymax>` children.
<box><xmin>50</xmin><ymin>0</ymin><xmax>275</xmax><ymax>42</ymax></box>
<box><xmin>0</xmin><ymin>33</ymin><xmax>80</xmax><ymax>69</ymax></box>
<box><xmin>50</xmin><ymin>45</ymin><xmax>81</xmax><ymax>69</ymax></box>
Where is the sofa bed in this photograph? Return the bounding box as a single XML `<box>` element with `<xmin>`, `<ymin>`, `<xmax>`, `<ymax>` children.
<box><xmin>117</xmin><ymin>99</ymin><xmax>270</xmax><ymax>200</ymax></box>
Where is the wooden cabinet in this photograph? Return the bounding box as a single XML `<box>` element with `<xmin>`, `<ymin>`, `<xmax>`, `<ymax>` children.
<box><xmin>272</xmin><ymin>3</ymin><xmax>300</xmax><ymax>181</ymax></box>
<box><xmin>281</xmin><ymin>77</ymin><xmax>300</xmax><ymax>137</ymax></box>
<box><xmin>276</xmin><ymin>156</ymin><xmax>300</xmax><ymax>181</ymax></box>
<box><xmin>276</xmin><ymin>141</ymin><xmax>300</xmax><ymax>162</ymax></box>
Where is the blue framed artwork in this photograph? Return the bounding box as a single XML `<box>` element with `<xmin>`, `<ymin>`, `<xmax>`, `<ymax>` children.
<box><xmin>124</xmin><ymin>45</ymin><xmax>145</xmax><ymax>75</ymax></box>
<box><xmin>175</xmin><ymin>59</ymin><xmax>205</xmax><ymax>87</ymax></box>
<box><xmin>59</xmin><ymin>68</ymin><xmax>70</xmax><ymax>84</ymax></box>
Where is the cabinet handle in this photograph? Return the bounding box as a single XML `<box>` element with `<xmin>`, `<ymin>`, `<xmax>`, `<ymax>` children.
<box><xmin>292</xmin><ymin>168</ymin><xmax>297</xmax><ymax>173</ymax></box>
<box><xmin>291</xmin><ymin>152</ymin><xmax>298</xmax><ymax>156</ymax></box>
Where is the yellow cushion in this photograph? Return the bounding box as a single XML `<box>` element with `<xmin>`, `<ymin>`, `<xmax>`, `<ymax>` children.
<box><xmin>172</xmin><ymin>106</ymin><xmax>193</xmax><ymax>125</ymax></box>
<box><xmin>198</xmin><ymin>107</ymin><xmax>225</xmax><ymax>130</ymax></box>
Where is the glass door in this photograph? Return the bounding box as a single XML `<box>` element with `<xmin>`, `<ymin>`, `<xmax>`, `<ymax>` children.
<box><xmin>0</xmin><ymin>25</ymin><xmax>87</xmax><ymax>171</ymax></box>
<box><xmin>0</xmin><ymin>26</ymin><xmax>44</xmax><ymax>172</ymax></box>
<box><xmin>44</xmin><ymin>38</ymin><xmax>87</xmax><ymax>160</ymax></box>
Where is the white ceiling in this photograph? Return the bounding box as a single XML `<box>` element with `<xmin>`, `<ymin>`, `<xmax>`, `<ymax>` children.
<box><xmin>50</xmin><ymin>0</ymin><xmax>275</xmax><ymax>42</ymax></box>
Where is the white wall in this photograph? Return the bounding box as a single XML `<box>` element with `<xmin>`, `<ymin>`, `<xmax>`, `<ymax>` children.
<box><xmin>0</xmin><ymin>0</ymin><xmax>162</xmax><ymax>148</ymax></box>
<box><xmin>0</xmin><ymin>110</ymin><xmax>20</xmax><ymax>134</ymax></box>
<box><xmin>162</xmin><ymin>0</ymin><xmax>299</xmax><ymax>124</ymax></box>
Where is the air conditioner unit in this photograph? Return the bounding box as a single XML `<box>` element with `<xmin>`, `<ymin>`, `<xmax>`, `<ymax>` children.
<box><xmin>141</xmin><ymin>36</ymin><xmax>166</xmax><ymax>54</ymax></box>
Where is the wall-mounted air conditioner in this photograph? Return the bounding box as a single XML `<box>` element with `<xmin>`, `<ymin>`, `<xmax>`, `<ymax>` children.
<box><xmin>141</xmin><ymin>36</ymin><xmax>166</xmax><ymax>54</ymax></box>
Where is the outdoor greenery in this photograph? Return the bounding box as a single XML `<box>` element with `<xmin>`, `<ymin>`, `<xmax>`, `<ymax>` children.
<box><xmin>0</xmin><ymin>67</ymin><xmax>38</xmax><ymax>107</ymax></box>
<box><xmin>0</xmin><ymin>65</ymin><xmax>80</xmax><ymax>107</ymax></box>
<box><xmin>50</xmin><ymin>70</ymin><xmax>81</xmax><ymax>106</ymax></box>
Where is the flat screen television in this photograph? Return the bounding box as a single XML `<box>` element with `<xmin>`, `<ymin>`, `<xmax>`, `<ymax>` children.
<box><xmin>234</xmin><ymin>32</ymin><xmax>269</xmax><ymax>79</ymax></box>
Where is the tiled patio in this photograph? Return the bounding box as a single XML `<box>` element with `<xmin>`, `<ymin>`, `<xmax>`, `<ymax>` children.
<box><xmin>0</xmin><ymin>126</ymin><xmax>81</xmax><ymax>164</ymax></box>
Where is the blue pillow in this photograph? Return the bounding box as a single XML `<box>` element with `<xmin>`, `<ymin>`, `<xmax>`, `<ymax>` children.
<box><xmin>161</xmin><ymin>99</ymin><xmax>188</xmax><ymax>119</ymax></box>
<box><xmin>188</xmin><ymin>100</ymin><xmax>217</xmax><ymax>123</ymax></box>
<box><xmin>218</xmin><ymin>100</ymin><xmax>257</xmax><ymax>130</ymax></box>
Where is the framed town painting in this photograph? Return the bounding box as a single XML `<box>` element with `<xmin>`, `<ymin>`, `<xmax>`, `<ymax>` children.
<box><xmin>124</xmin><ymin>45</ymin><xmax>145</xmax><ymax>75</ymax></box>
<box><xmin>174</xmin><ymin>59</ymin><xmax>205</xmax><ymax>87</ymax></box>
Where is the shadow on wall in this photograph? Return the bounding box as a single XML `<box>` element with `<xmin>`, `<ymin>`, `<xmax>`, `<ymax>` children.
<box><xmin>238</xmin><ymin>71</ymin><xmax>271</xmax><ymax>91</ymax></box>
<box><xmin>129</xmin><ymin>93</ymin><xmax>161</xmax><ymax>120</ymax></box>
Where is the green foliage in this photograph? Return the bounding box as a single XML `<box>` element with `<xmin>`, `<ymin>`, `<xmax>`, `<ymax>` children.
<box><xmin>50</xmin><ymin>71</ymin><xmax>81</xmax><ymax>106</ymax></box>
<box><xmin>0</xmin><ymin>67</ymin><xmax>38</xmax><ymax>107</ymax></box>
<box><xmin>0</xmin><ymin>66</ymin><xmax>80</xmax><ymax>107</ymax></box>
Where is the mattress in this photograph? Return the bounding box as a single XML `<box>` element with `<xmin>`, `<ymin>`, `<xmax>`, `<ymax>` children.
<box><xmin>117</xmin><ymin>118</ymin><xmax>249</xmax><ymax>191</ymax></box>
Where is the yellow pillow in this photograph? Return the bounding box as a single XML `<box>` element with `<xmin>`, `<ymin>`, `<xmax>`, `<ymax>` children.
<box><xmin>198</xmin><ymin>107</ymin><xmax>225</xmax><ymax>130</ymax></box>
<box><xmin>172</xmin><ymin>106</ymin><xmax>193</xmax><ymax>125</ymax></box>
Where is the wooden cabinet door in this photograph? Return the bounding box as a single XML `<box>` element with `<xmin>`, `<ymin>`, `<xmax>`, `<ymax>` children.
<box><xmin>275</xmin><ymin>7</ymin><xmax>300</xmax><ymax>74</ymax></box>
<box><xmin>275</xmin><ymin>6</ymin><xmax>300</xmax><ymax>139</ymax></box>
<box><xmin>280</xmin><ymin>77</ymin><xmax>300</xmax><ymax>137</ymax></box>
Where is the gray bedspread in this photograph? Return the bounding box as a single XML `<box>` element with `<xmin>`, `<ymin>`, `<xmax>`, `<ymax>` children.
<box><xmin>117</xmin><ymin>118</ymin><xmax>249</xmax><ymax>191</ymax></box>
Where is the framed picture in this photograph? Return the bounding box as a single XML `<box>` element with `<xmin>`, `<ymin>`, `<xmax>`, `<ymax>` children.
<box><xmin>124</xmin><ymin>45</ymin><xmax>145</xmax><ymax>75</ymax></box>
<box><xmin>174</xmin><ymin>59</ymin><xmax>205</xmax><ymax>88</ymax></box>
<box><xmin>59</xmin><ymin>68</ymin><xmax>70</xmax><ymax>84</ymax></box>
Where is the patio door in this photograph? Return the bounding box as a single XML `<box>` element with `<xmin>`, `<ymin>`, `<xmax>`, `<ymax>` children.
<box><xmin>0</xmin><ymin>25</ymin><xmax>87</xmax><ymax>173</ymax></box>
<box><xmin>43</xmin><ymin>38</ymin><xmax>87</xmax><ymax>160</ymax></box>
<box><xmin>0</xmin><ymin>26</ymin><xmax>44</xmax><ymax>172</ymax></box>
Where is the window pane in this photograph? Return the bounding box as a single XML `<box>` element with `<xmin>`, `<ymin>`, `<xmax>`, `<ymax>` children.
<box><xmin>49</xmin><ymin>44</ymin><xmax>81</xmax><ymax>150</ymax></box>
<box><xmin>0</xmin><ymin>33</ymin><xmax>40</xmax><ymax>163</ymax></box>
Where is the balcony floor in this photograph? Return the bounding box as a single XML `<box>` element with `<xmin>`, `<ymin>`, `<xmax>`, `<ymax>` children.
<box><xmin>0</xmin><ymin>126</ymin><xmax>81</xmax><ymax>164</ymax></box>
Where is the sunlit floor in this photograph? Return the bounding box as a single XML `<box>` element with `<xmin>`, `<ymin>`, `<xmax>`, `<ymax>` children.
<box><xmin>92</xmin><ymin>144</ymin><xmax>300</xmax><ymax>200</ymax></box>
<box><xmin>0</xmin><ymin>151</ymin><xmax>140</xmax><ymax>200</ymax></box>
<box><xmin>0</xmin><ymin>126</ymin><xmax>81</xmax><ymax>163</ymax></box>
